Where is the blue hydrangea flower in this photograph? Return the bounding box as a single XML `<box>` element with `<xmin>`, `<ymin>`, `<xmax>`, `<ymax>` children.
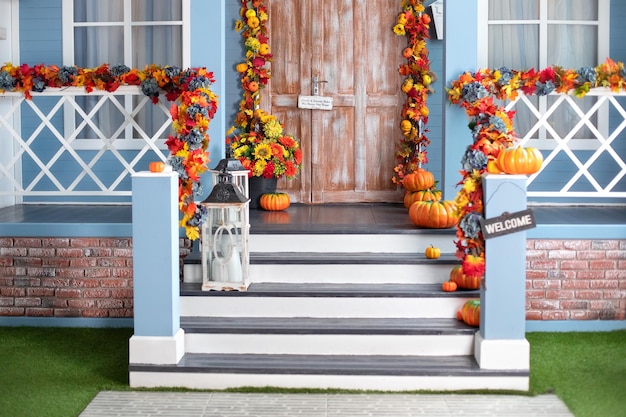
<box><xmin>620</xmin><ymin>66</ymin><xmax>626</xmax><ymax>79</ymax></box>
<box><xmin>184</xmin><ymin>129</ymin><xmax>205</xmax><ymax>150</ymax></box>
<box><xmin>186</xmin><ymin>103</ymin><xmax>209</xmax><ymax>119</ymax></box>
<box><xmin>461</xmin><ymin>148</ymin><xmax>488</xmax><ymax>172</ymax></box>
<box><xmin>496</xmin><ymin>67</ymin><xmax>513</xmax><ymax>85</ymax></box>
<box><xmin>535</xmin><ymin>80</ymin><xmax>555</xmax><ymax>96</ymax></box>
<box><xmin>164</xmin><ymin>66</ymin><xmax>181</xmax><ymax>79</ymax></box>
<box><xmin>141</xmin><ymin>77</ymin><xmax>160</xmax><ymax>98</ymax></box>
<box><xmin>0</xmin><ymin>71</ymin><xmax>16</xmax><ymax>90</ymax></box>
<box><xmin>188</xmin><ymin>76</ymin><xmax>211</xmax><ymax>91</ymax></box>
<box><xmin>577</xmin><ymin>66</ymin><xmax>596</xmax><ymax>84</ymax></box>
<box><xmin>489</xmin><ymin>115</ymin><xmax>507</xmax><ymax>133</ymax></box>
<box><xmin>192</xmin><ymin>181</ymin><xmax>204</xmax><ymax>197</ymax></box>
<box><xmin>109</xmin><ymin>64</ymin><xmax>130</xmax><ymax>77</ymax></box>
<box><xmin>169</xmin><ymin>156</ymin><xmax>187</xmax><ymax>180</ymax></box>
<box><xmin>58</xmin><ymin>66</ymin><xmax>78</xmax><ymax>84</ymax></box>
<box><xmin>186</xmin><ymin>205</ymin><xmax>208</xmax><ymax>227</ymax></box>
<box><xmin>32</xmin><ymin>77</ymin><xmax>46</xmax><ymax>92</ymax></box>
<box><xmin>460</xmin><ymin>212</ymin><xmax>484</xmax><ymax>240</ymax></box>
<box><xmin>461</xmin><ymin>81</ymin><xmax>489</xmax><ymax>104</ymax></box>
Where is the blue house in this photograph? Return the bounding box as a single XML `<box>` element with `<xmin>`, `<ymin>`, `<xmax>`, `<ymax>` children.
<box><xmin>0</xmin><ymin>0</ymin><xmax>624</xmax><ymax>390</ymax></box>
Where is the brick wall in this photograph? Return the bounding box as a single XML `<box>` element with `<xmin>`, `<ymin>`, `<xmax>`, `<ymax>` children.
<box><xmin>526</xmin><ymin>239</ymin><xmax>626</xmax><ymax>320</ymax></box>
<box><xmin>0</xmin><ymin>237</ymin><xmax>191</xmax><ymax>319</ymax></box>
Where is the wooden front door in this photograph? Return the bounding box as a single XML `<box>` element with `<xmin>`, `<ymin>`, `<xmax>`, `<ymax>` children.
<box><xmin>268</xmin><ymin>0</ymin><xmax>405</xmax><ymax>204</ymax></box>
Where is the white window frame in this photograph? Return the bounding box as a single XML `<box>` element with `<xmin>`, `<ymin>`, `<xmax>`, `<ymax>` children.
<box><xmin>60</xmin><ymin>0</ymin><xmax>191</xmax><ymax>150</ymax></box>
<box><xmin>477</xmin><ymin>0</ymin><xmax>611</xmax><ymax>151</ymax></box>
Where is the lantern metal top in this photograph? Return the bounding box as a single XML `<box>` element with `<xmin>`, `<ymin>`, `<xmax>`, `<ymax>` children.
<box><xmin>202</xmin><ymin>169</ymin><xmax>249</xmax><ymax>204</ymax></box>
<box><xmin>213</xmin><ymin>157</ymin><xmax>246</xmax><ymax>173</ymax></box>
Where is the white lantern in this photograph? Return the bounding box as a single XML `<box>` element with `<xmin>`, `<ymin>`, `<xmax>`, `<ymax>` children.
<box><xmin>200</xmin><ymin>170</ymin><xmax>250</xmax><ymax>291</ymax></box>
<box><xmin>209</xmin><ymin>157</ymin><xmax>249</xmax><ymax>199</ymax></box>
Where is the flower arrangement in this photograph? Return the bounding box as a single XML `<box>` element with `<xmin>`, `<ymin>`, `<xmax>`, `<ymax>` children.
<box><xmin>391</xmin><ymin>0</ymin><xmax>436</xmax><ymax>185</ymax></box>
<box><xmin>0</xmin><ymin>62</ymin><xmax>218</xmax><ymax>240</ymax></box>
<box><xmin>447</xmin><ymin>58</ymin><xmax>626</xmax><ymax>279</ymax></box>
<box><xmin>227</xmin><ymin>0</ymin><xmax>302</xmax><ymax>180</ymax></box>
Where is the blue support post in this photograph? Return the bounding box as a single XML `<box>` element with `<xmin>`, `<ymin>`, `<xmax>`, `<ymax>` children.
<box><xmin>129</xmin><ymin>171</ymin><xmax>184</xmax><ymax>366</ymax></box>
<box><xmin>474</xmin><ymin>174</ymin><xmax>530</xmax><ymax>372</ymax></box>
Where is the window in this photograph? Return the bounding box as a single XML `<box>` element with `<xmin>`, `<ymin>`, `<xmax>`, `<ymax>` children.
<box><xmin>61</xmin><ymin>0</ymin><xmax>190</xmax><ymax>150</ymax></box>
<box><xmin>478</xmin><ymin>0</ymin><xmax>610</xmax><ymax>150</ymax></box>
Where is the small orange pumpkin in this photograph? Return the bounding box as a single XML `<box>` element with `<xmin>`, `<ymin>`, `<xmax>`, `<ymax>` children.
<box><xmin>403</xmin><ymin>189</ymin><xmax>442</xmax><ymax>208</ymax></box>
<box><xmin>425</xmin><ymin>245</ymin><xmax>441</xmax><ymax>259</ymax></box>
<box><xmin>259</xmin><ymin>192</ymin><xmax>290</xmax><ymax>211</ymax></box>
<box><xmin>457</xmin><ymin>299</ymin><xmax>480</xmax><ymax>327</ymax></box>
<box><xmin>402</xmin><ymin>47</ymin><xmax>413</xmax><ymax>59</ymax></box>
<box><xmin>496</xmin><ymin>146</ymin><xmax>543</xmax><ymax>175</ymax></box>
<box><xmin>235</xmin><ymin>62</ymin><xmax>248</xmax><ymax>73</ymax></box>
<box><xmin>449</xmin><ymin>265</ymin><xmax>481</xmax><ymax>290</ymax></box>
<box><xmin>402</xmin><ymin>168</ymin><xmax>435</xmax><ymax>192</ymax></box>
<box><xmin>149</xmin><ymin>161</ymin><xmax>165</xmax><ymax>173</ymax></box>
<box><xmin>486</xmin><ymin>157</ymin><xmax>503</xmax><ymax>174</ymax></box>
<box><xmin>247</xmin><ymin>81</ymin><xmax>259</xmax><ymax>92</ymax></box>
<box><xmin>409</xmin><ymin>200</ymin><xmax>458</xmax><ymax>228</ymax></box>
<box><xmin>442</xmin><ymin>281</ymin><xmax>457</xmax><ymax>292</ymax></box>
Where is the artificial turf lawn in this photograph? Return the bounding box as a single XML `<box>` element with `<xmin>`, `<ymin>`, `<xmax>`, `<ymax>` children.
<box><xmin>0</xmin><ymin>327</ymin><xmax>624</xmax><ymax>417</ymax></box>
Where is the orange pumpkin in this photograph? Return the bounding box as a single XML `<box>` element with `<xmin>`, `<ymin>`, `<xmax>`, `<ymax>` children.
<box><xmin>259</xmin><ymin>192</ymin><xmax>290</xmax><ymax>211</ymax></box>
<box><xmin>425</xmin><ymin>245</ymin><xmax>441</xmax><ymax>259</ymax></box>
<box><xmin>449</xmin><ymin>265</ymin><xmax>481</xmax><ymax>290</ymax></box>
<box><xmin>457</xmin><ymin>299</ymin><xmax>480</xmax><ymax>327</ymax></box>
<box><xmin>235</xmin><ymin>62</ymin><xmax>248</xmax><ymax>73</ymax></box>
<box><xmin>402</xmin><ymin>168</ymin><xmax>435</xmax><ymax>191</ymax></box>
<box><xmin>247</xmin><ymin>81</ymin><xmax>259</xmax><ymax>92</ymax></box>
<box><xmin>403</xmin><ymin>189</ymin><xmax>442</xmax><ymax>208</ymax></box>
<box><xmin>442</xmin><ymin>281</ymin><xmax>457</xmax><ymax>292</ymax></box>
<box><xmin>402</xmin><ymin>47</ymin><xmax>413</xmax><ymax>59</ymax></box>
<box><xmin>149</xmin><ymin>161</ymin><xmax>165</xmax><ymax>173</ymax></box>
<box><xmin>486</xmin><ymin>157</ymin><xmax>503</xmax><ymax>174</ymax></box>
<box><xmin>496</xmin><ymin>146</ymin><xmax>543</xmax><ymax>175</ymax></box>
<box><xmin>409</xmin><ymin>200</ymin><xmax>457</xmax><ymax>228</ymax></box>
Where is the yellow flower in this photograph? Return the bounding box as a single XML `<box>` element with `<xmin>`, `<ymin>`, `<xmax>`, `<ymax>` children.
<box><xmin>393</xmin><ymin>24</ymin><xmax>405</xmax><ymax>36</ymax></box>
<box><xmin>233</xmin><ymin>145</ymin><xmax>249</xmax><ymax>159</ymax></box>
<box><xmin>253</xmin><ymin>159</ymin><xmax>266</xmax><ymax>176</ymax></box>
<box><xmin>263</xmin><ymin>119</ymin><xmax>283</xmax><ymax>139</ymax></box>
<box><xmin>245</xmin><ymin>37</ymin><xmax>261</xmax><ymax>52</ymax></box>
<box><xmin>254</xmin><ymin>143</ymin><xmax>272</xmax><ymax>160</ymax></box>
<box><xmin>258</xmin><ymin>11</ymin><xmax>268</xmax><ymax>22</ymax></box>
<box><xmin>245</xmin><ymin>9</ymin><xmax>257</xmax><ymax>18</ymax></box>
<box><xmin>235</xmin><ymin>20</ymin><xmax>244</xmax><ymax>31</ymax></box>
<box><xmin>397</xmin><ymin>14</ymin><xmax>407</xmax><ymax>25</ymax></box>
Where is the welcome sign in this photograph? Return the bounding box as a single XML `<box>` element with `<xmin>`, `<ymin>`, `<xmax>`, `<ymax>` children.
<box><xmin>481</xmin><ymin>209</ymin><xmax>537</xmax><ymax>239</ymax></box>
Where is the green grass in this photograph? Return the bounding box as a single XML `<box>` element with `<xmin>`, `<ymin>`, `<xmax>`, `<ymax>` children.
<box><xmin>0</xmin><ymin>327</ymin><xmax>625</xmax><ymax>417</ymax></box>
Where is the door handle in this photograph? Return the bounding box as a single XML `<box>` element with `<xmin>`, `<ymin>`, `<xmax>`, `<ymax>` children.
<box><xmin>312</xmin><ymin>75</ymin><xmax>328</xmax><ymax>96</ymax></box>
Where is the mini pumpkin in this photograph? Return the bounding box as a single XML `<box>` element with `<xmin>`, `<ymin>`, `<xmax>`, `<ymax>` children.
<box><xmin>425</xmin><ymin>245</ymin><xmax>441</xmax><ymax>259</ymax></box>
<box><xmin>149</xmin><ymin>161</ymin><xmax>165</xmax><ymax>173</ymax></box>
<box><xmin>457</xmin><ymin>299</ymin><xmax>480</xmax><ymax>327</ymax></box>
<box><xmin>442</xmin><ymin>281</ymin><xmax>457</xmax><ymax>292</ymax></box>
<box><xmin>259</xmin><ymin>192</ymin><xmax>290</xmax><ymax>211</ymax></box>
<box><xmin>403</xmin><ymin>189</ymin><xmax>442</xmax><ymax>209</ymax></box>
<box><xmin>449</xmin><ymin>265</ymin><xmax>481</xmax><ymax>290</ymax></box>
<box><xmin>409</xmin><ymin>200</ymin><xmax>458</xmax><ymax>228</ymax></box>
<box><xmin>496</xmin><ymin>146</ymin><xmax>543</xmax><ymax>175</ymax></box>
<box><xmin>235</xmin><ymin>62</ymin><xmax>248</xmax><ymax>73</ymax></box>
<box><xmin>403</xmin><ymin>168</ymin><xmax>435</xmax><ymax>192</ymax></box>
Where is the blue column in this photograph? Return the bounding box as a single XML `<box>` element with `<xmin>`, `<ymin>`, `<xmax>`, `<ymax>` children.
<box><xmin>132</xmin><ymin>172</ymin><xmax>180</xmax><ymax>337</ymax></box>
<box><xmin>442</xmin><ymin>0</ymin><xmax>479</xmax><ymax>200</ymax></box>
<box><xmin>481</xmin><ymin>174</ymin><xmax>528</xmax><ymax>340</ymax></box>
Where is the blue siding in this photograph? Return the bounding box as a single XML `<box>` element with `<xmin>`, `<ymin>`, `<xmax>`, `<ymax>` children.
<box><xmin>225</xmin><ymin>1</ymin><xmax>244</xmax><ymax>125</ymax></box>
<box><xmin>19</xmin><ymin>0</ymin><xmax>62</xmax><ymax>65</ymax></box>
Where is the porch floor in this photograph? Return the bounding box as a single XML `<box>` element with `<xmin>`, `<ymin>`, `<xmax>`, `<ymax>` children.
<box><xmin>1</xmin><ymin>203</ymin><xmax>625</xmax><ymax>235</ymax></box>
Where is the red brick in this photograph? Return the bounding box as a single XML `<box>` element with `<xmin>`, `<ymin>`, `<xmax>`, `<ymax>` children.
<box><xmin>83</xmin><ymin>289</ymin><xmax>111</xmax><ymax>298</ymax></box>
<box><xmin>530</xmin><ymin>300</ymin><xmax>560</xmax><ymax>310</ymax></box>
<box><xmin>534</xmin><ymin>240</ymin><xmax>563</xmax><ymax>250</ymax></box>
<box><xmin>13</xmin><ymin>277</ymin><xmax>36</xmax><ymax>287</ymax></box>
<box><xmin>14</xmin><ymin>238</ymin><xmax>42</xmax><ymax>247</ymax></box>
<box><xmin>56</xmin><ymin>288</ymin><xmax>82</xmax><ymax>298</ymax></box>
<box><xmin>577</xmin><ymin>251</ymin><xmax>606</xmax><ymax>260</ymax></box>
<box><xmin>69</xmin><ymin>278</ymin><xmax>100</xmax><ymax>288</ymax></box>
<box><xmin>620</xmin><ymin>241</ymin><xmax>626</xmax><ymax>250</ymax></box>
<box><xmin>15</xmin><ymin>298</ymin><xmax>41</xmax><ymax>307</ymax></box>
<box><xmin>100</xmin><ymin>239</ymin><xmax>131</xmax><ymax>248</ymax></box>
<box><xmin>97</xmin><ymin>299</ymin><xmax>124</xmax><ymax>309</ymax></box>
<box><xmin>41</xmin><ymin>278</ymin><xmax>72</xmax><ymax>287</ymax></box>
<box><xmin>1</xmin><ymin>248</ymin><xmax>27</xmax><ymax>257</ymax></box>
<box><xmin>525</xmin><ymin>311</ymin><xmax>542</xmax><ymax>320</ymax></box>
<box><xmin>569</xmin><ymin>311</ymin><xmax>589</xmax><ymax>320</ymax></box>
<box><xmin>27</xmin><ymin>288</ymin><xmax>55</xmax><ymax>297</ymax></box>
<box><xmin>575</xmin><ymin>290</ymin><xmax>603</xmax><ymax>300</ymax></box>
<box><xmin>0</xmin><ymin>277</ymin><xmax>13</xmax><ymax>285</ymax></box>
<box><xmin>526</xmin><ymin>290</ymin><xmax>546</xmax><ymax>299</ymax></box>
<box><xmin>55</xmin><ymin>269</ymin><xmax>85</xmax><ymax>278</ymax></box>
<box><xmin>126</xmin><ymin>259</ymin><xmax>133</xmax><ymax>267</ymax></box>
<box><xmin>54</xmin><ymin>309</ymin><xmax>81</xmax><ymax>317</ymax></box>
<box><xmin>530</xmin><ymin>260</ymin><xmax>559</xmax><ymax>269</ymax></box>
<box><xmin>602</xmin><ymin>290</ymin><xmax>626</xmax><ymax>299</ymax></box>
<box><xmin>526</xmin><ymin>250</ymin><xmax>546</xmax><ymax>259</ymax></box>
<box><xmin>109</xmin><ymin>309</ymin><xmax>133</xmax><ymax>318</ymax></box>
<box><xmin>548</xmin><ymin>250</ymin><xmax>576</xmax><ymax>259</ymax></box>
<box><xmin>591</xmin><ymin>240</ymin><xmax>619</xmax><ymax>250</ymax></box>
<box><xmin>83</xmin><ymin>248</ymin><xmax>113</xmax><ymax>257</ymax></box>
<box><xmin>526</xmin><ymin>270</ymin><xmax>547</xmax><ymax>279</ymax></box>
<box><xmin>526</xmin><ymin>241</ymin><xmax>534</xmax><ymax>250</ymax></box>
<box><xmin>56</xmin><ymin>248</ymin><xmax>83</xmax><ymax>258</ymax></box>
<box><xmin>543</xmin><ymin>311</ymin><xmax>569</xmax><ymax>320</ymax></box>
<box><xmin>27</xmin><ymin>268</ymin><xmax>57</xmax><ymax>278</ymax></box>
<box><xmin>123</xmin><ymin>299</ymin><xmax>133</xmax><ymax>308</ymax></box>
<box><xmin>563</xmin><ymin>240</ymin><xmax>591</xmax><ymax>251</ymax></box>
<box><xmin>0</xmin><ymin>238</ymin><xmax>14</xmax><ymax>247</ymax></box>
<box><xmin>0</xmin><ymin>298</ymin><xmax>14</xmax><ymax>306</ymax></box>
<box><xmin>561</xmin><ymin>260</ymin><xmax>588</xmax><ymax>270</ymax></box>
<box><xmin>28</xmin><ymin>248</ymin><xmax>56</xmax><ymax>257</ymax></box>
<box><xmin>25</xmin><ymin>308</ymin><xmax>53</xmax><ymax>317</ymax></box>
<box><xmin>562</xmin><ymin>280</ymin><xmax>590</xmax><ymax>289</ymax></box>
<box><xmin>532</xmin><ymin>280</ymin><xmax>561</xmax><ymax>289</ymax></box>
<box><xmin>587</xmin><ymin>311</ymin><xmax>600</xmax><ymax>319</ymax></box>
<box><xmin>1</xmin><ymin>287</ymin><xmax>26</xmax><ymax>297</ymax></box>
<box><xmin>113</xmin><ymin>248</ymin><xmax>133</xmax><ymax>258</ymax></box>
<box><xmin>547</xmin><ymin>270</ymin><xmax>576</xmax><ymax>279</ymax></box>
<box><xmin>97</xmin><ymin>258</ymin><xmax>126</xmax><ymax>268</ymax></box>
<box><xmin>82</xmin><ymin>309</ymin><xmax>109</xmax><ymax>318</ymax></box>
<box><xmin>42</xmin><ymin>258</ymin><xmax>70</xmax><ymax>268</ymax></box>
<box><xmin>42</xmin><ymin>298</ymin><xmax>68</xmax><ymax>308</ymax></box>
<box><xmin>546</xmin><ymin>290</ymin><xmax>574</xmax><ymax>299</ymax></box>
<box><xmin>84</xmin><ymin>269</ymin><xmax>111</xmax><ymax>278</ymax></box>
<box><xmin>70</xmin><ymin>238</ymin><xmax>100</xmax><ymax>247</ymax></box>
<box><xmin>112</xmin><ymin>268</ymin><xmax>133</xmax><ymax>278</ymax></box>
<box><xmin>100</xmin><ymin>279</ymin><xmax>128</xmax><ymax>288</ymax></box>
<box><xmin>607</xmin><ymin>250</ymin><xmax>626</xmax><ymax>259</ymax></box>
<box><xmin>0</xmin><ymin>257</ymin><xmax>13</xmax><ymax>266</ymax></box>
<box><xmin>589</xmin><ymin>281</ymin><xmax>619</xmax><ymax>289</ymax></box>
<box><xmin>42</xmin><ymin>238</ymin><xmax>70</xmax><ymax>247</ymax></box>
<box><xmin>111</xmin><ymin>288</ymin><xmax>133</xmax><ymax>299</ymax></box>
<box><xmin>14</xmin><ymin>258</ymin><xmax>43</xmax><ymax>267</ymax></box>
<box><xmin>68</xmin><ymin>299</ymin><xmax>96</xmax><ymax>309</ymax></box>
<box><xmin>589</xmin><ymin>260</ymin><xmax>616</xmax><ymax>270</ymax></box>
<box><xmin>576</xmin><ymin>270</ymin><xmax>605</xmax><ymax>280</ymax></box>
<box><xmin>70</xmin><ymin>258</ymin><xmax>98</xmax><ymax>268</ymax></box>
<box><xmin>0</xmin><ymin>307</ymin><xmax>25</xmax><ymax>316</ymax></box>
<box><xmin>561</xmin><ymin>300</ymin><xmax>589</xmax><ymax>310</ymax></box>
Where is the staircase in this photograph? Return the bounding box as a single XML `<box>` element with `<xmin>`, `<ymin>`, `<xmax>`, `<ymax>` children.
<box><xmin>129</xmin><ymin>205</ymin><xmax>529</xmax><ymax>391</ymax></box>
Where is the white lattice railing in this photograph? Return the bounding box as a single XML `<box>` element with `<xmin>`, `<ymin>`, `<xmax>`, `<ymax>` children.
<box><xmin>504</xmin><ymin>88</ymin><xmax>626</xmax><ymax>199</ymax></box>
<box><xmin>0</xmin><ymin>86</ymin><xmax>171</xmax><ymax>203</ymax></box>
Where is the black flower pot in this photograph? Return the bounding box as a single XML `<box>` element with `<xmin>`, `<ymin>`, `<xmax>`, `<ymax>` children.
<box><xmin>248</xmin><ymin>176</ymin><xmax>278</xmax><ymax>209</ymax></box>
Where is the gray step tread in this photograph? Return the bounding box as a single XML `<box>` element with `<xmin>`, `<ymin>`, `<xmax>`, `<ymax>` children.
<box><xmin>180</xmin><ymin>317</ymin><xmax>477</xmax><ymax>335</ymax></box>
<box><xmin>184</xmin><ymin>252</ymin><xmax>459</xmax><ymax>265</ymax></box>
<box><xmin>180</xmin><ymin>282</ymin><xmax>479</xmax><ymax>298</ymax></box>
<box><xmin>130</xmin><ymin>353</ymin><xmax>528</xmax><ymax>377</ymax></box>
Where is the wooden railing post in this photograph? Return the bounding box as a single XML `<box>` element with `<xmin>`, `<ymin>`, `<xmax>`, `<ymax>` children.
<box><xmin>128</xmin><ymin>171</ymin><xmax>184</xmax><ymax>367</ymax></box>
<box><xmin>475</xmin><ymin>174</ymin><xmax>530</xmax><ymax>372</ymax></box>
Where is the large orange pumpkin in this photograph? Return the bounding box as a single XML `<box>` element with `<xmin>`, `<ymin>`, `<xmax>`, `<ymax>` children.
<box><xmin>403</xmin><ymin>168</ymin><xmax>435</xmax><ymax>191</ymax></box>
<box><xmin>496</xmin><ymin>146</ymin><xmax>543</xmax><ymax>175</ymax></box>
<box><xmin>409</xmin><ymin>200</ymin><xmax>457</xmax><ymax>228</ymax></box>
<box><xmin>457</xmin><ymin>299</ymin><xmax>480</xmax><ymax>327</ymax></box>
<box><xmin>403</xmin><ymin>189</ymin><xmax>442</xmax><ymax>209</ymax></box>
<box><xmin>449</xmin><ymin>265</ymin><xmax>481</xmax><ymax>290</ymax></box>
<box><xmin>259</xmin><ymin>192</ymin><xmax>290</xmax><ymax>211</ymax></box>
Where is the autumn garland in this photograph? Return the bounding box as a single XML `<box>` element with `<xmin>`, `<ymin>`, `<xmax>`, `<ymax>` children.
<box><xmin>392</xmin><ymin>0</ymin><xmax>436</xmax><ymax>186</ymax></box>
<box><xmin>447</xmin><ymin>58</ymin><xmax>626</xmax><ymax>279</ymax></box>
<box><xmin>228</xmin><ymin>0</ymin><xmax>302</xmax><ymax>180</ymax></box>
<box><xmin>0</xmin><ymin>62</ymin><xmax>218</xmax><ymax>240</ymax></box>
